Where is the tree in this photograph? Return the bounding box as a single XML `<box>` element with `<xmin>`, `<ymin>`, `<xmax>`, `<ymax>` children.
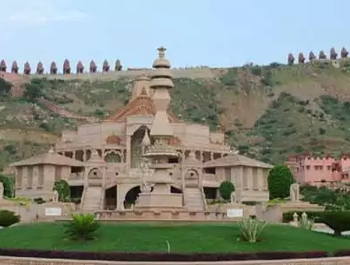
<box><xmin>0</xmin><ymin>78</ymin><xmax>12</xmax><ymax>96</ymax></box>
<box><xmin>24</xmin><ymin>83</ymin><xmax>43</xmax><ymax>101</ymax></box>
<box><xmin>268</xmin><ymin>165</ymin><xmax>295</xmax><ymax>199</ymax></box>
<box><xmin>53</xmin><ymin>179</ymin><xmax>71</xmax><ymax>202</ymax></box>
<box><xmin>0</xmin><ymin>174</ymin><xmax>15</xmax><ymax>198</ymax></box>
<box><xmin>219</xmin><ymin>181</ymin><xmax>235</xmax><ymax>201</ymax></box>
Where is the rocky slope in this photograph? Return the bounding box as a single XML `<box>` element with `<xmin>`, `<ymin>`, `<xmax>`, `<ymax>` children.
<box><xmin>1</xmin><ymin>59</ymin><xmax>350</xmax><ymax>169</ymax></box>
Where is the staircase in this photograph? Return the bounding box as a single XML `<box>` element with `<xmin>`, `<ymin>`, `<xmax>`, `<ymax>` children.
<box><xmin>81</xmin><ymin>187</ymin><xmax>104</xmax><ymax>212</ymax></box>
<box><xmin>184</xmin><ymin>188</ymin><xmax>206</xmax><ymax>211</ymax></box>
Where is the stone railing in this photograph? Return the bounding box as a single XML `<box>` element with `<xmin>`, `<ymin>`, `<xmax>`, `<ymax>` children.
<box><xmin>0</xmin><ymin>256</ymin><xmax>349</xmax><ymax>265</ymax></box>
<box><xmin>202</xmin><ymin>173</ymin><xmax>220</xmax><ymax>183</ymax></box>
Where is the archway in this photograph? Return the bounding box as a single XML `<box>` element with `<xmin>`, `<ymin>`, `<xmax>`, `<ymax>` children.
<box><xmin>124</xmin><ymin>186</ymin><xmax>141</xmax><ymax>209</ymax></box>
<box><xmin>184</xmin><ymin>169</ymin><xmax>200</xmax><ymax>188</ymax></box>
<box><xmin>104</xmin><ymin>151</ymin><xmax>122</xmax><ymax>163</ymax></box>
<box><xmin>131</xmin><ymin>126</ymin><xmax>150</xmax><ymax>168</ymax></box>
<box><xmin>105</xmin><ymin>185</ymin><xmax>117</xmax><ymax>210</ymax></box>
<box><xmin>88</xmin><ymin>168</ymin><xmax>101</xmax><ymax>179</ymax></box>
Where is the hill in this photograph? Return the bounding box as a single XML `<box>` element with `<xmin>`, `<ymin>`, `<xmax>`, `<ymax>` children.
<box><xmin>1</xmin><ymin>59</ymin><xmax>350</xmax><ymax>170</ymax></box>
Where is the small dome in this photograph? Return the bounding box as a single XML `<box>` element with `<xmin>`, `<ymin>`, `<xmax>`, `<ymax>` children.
<box><xmin>152</xmin><ymin>47</ymin><xmax>171</xmax><ymax>68</ymax></box>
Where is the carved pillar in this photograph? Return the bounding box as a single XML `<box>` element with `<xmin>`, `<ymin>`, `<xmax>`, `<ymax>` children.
<box><xmin>102</xmin><ymin>166</ymin><xmax>106</xmax><ymax>189</ymax></box>
<box><xmin>210</xmin><ymin>152</ymin><xmax>214</xmax><ymax>160</ymax></box>
<box><xmin>84</xmin><ymin>167</ymin><xmax>88</xmax><ymax>188</ymax></box>
<box><xmin>126</xmin><ymin>135</ymin><xmax>131</xmax><ymax>171</ymax></box>
<box><xmin>200</xmin><ymin>151</ymin><xmax>203</xmax><ymax>162</ymax></box>
<box><xmin>257</xmin><ymin>168</ymin><xmax>264</xmax><ymax>191</ymax></box>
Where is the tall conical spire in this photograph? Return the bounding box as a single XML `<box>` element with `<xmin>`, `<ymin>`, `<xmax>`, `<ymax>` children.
<box><xmin>149</xmin><ymin>47</ymin><xmax>174</xmax><ymax>137</ymax></box>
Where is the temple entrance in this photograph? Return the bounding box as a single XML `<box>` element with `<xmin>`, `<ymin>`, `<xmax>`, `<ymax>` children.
<box><xmin>131</xmin><ymin>126</ymin><xmax>149</xmax><ymax>168</ymax></box>
<box><xmin>70</xmin><ymin>185</ymin><xmax>84</xmax><ymax>204</ymax></box>
<box><xmin>124</xmin><ymin>186</ymin><xmax>141</xmax><ymax>209</ymax></box>
<box><xmin>105</xmin><ymin>185</ymin><xmax>117</xmax><ymax>210</ymax></box>
<box><xmin>204</xmin><ymin>187</ymin><xmax>218</xmax><ymax>200</ymax></box>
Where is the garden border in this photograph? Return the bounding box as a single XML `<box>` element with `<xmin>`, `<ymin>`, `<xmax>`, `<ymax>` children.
<box><xmin>0</xmin><ymin>248</ymin><xmax>349</xmax><ymax>262</ymax></box>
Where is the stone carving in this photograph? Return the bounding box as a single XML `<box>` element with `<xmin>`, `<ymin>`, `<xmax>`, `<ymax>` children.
<box><xmin>76</xmin><ymin>61</ymin><xmax>84</xmax><ymax>74</ymax></box>
<box><xmin>52</xmin><ymin>190</ymin><xmax>59</xmax><ymax>202</ymax></box>
<box><xmin>319</xmin><ymin>50</ymin><xmax>327</xmax><ymax>60</ymax></box>
<box><xmin>141</xmin><ymin>181</ymin><xmax>153</xmax><ymax>193</ymax></box>
<box><xmin>36</xmin><ymin>61</ymin><xmax>44</xmax><ymax>74</ymax></box>
<box><xmin>330</xmin><ymin>48</ymin><xmax>337</xmax><ymax>60</ymax></box>
<box><xmin>298</xmin><ymin>53</ymin><xmax>305</xmax><ymax>64</ymax></box>
<box><xmin>50</xmin><ymin>62</ymin><xmax>58</xmax><ymax>75</ymax></box>
<box><xmin>115</xmin><ymin>59</ymin><xmax>122</xmax><ymax>71</ymax></box>
<box><xmin>24</xmin><ymin>62</ymin><xmax>31</xmax><ymax>75</ymax></box>
<box><xmin>290</xmin><ymin>183</ymin><xmax>300</xmax><ymax>202</ymax></box>
<box><xmin>341</xmin><ymin>47</ymin><xmax>349</xmax><ymax>58</ymax></box>
<box><xmin>90</xmin><ymin>60</ymin><xmax>97</xmax><ymax>73</ymax></box>
<box><xmin>0</xmin><ymin>60</ymin><xmax>7</xmax><ymax>72</ymax></box>
<box><xmin>287</xmin><ymin>53</ymin><xmax>294</xmax><ymax>65</ymax></box>
<box><xmin>63</xmin><ymin>59</ymin><xmax>71</xmax><ymax>74</ymax></box>
<box><xmin>230</xmin><ymin>192</ymin><xmax>236</xmax><ymax>203</ymax></box>
<box><xmin>11</xmin><ymin>61</ymin><xmax>19</xmax><ymax>74</ymax></box>
<box><xmin>102</xmin><ymin>60</ymin><xmax>110</xmax><ymax>72</ymax></box>
<box><xmin>309</xmin><ymin>51</ymin><xmax>316</xmax><ymax>61</ymax></box>
<box><xmin>0</xmin><ymin>182</ymin><xmax>3</xmax><ymax>200</ymax></box>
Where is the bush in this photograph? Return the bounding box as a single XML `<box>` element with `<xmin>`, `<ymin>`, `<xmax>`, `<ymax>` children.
<box><xmin>53</xmin><ymin>180</ymin><xmax>71</xmax><ymax>202</ymax></box>
<box><xmin>219</xmin><ymin>181</ymin><xmax>235</xmax><ymax>201</ymax></box>
<box><xmin>64</xmin><ymin>213</ymin><xmax>100</xmax><ymax>241</ymax></box>
<box><xmin>0</xmin><ymin>210</ymin><xmax>20</xmax><ymax>227</ymax></box>
<box><xmin>238</xmin><ymin>217</ymin><xmax>268</xmax><ymax>243</ymax></box>
<box><xmin>318</xmin><ymin>211</ymin><xmax>350</xmax><ymax>236</ymax></box>
<box><xmin>268</xmin><ymin>165</ymin><xmax>295</xmax><ymax>199</ymax></box>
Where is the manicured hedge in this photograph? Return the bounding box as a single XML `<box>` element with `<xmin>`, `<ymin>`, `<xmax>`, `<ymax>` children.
<box><xmin>282</xmin><ymin>211</ymin><xmax>323</xmax><ymax>223</ymax></box>
<box><xmin>0</xmin><ymin>248</ymin><xmax>332</xmax><ymax>261</ymax></box>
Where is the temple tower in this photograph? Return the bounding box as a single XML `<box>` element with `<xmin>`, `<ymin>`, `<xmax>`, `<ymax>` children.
<box><xmin>136</xmin><ymin>47</ymin><xmax>183</xmax><ymax>210</ymax></box>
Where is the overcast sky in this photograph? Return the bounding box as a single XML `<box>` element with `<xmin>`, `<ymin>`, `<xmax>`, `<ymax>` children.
<box><xmin>0</xmin><ymin>0</ymin><xmax>349</xmax><ymax>71</ymax></box>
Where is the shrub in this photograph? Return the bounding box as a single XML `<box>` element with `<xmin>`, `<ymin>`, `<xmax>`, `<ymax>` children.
<box><xmin>64</xmin><ymin>213</ymin><xmax>100</xmax><ymax>241</ymax></box>
<box><xmin>53</xmin><ymin>180</ymin><xmax>71</xmax><ymax>202</ymax></box>
<box><xmin>0</xmin><ymin>210</ymin><xmax>20</xmax><ymax>227</ymax></box>
<box><xmin>238</xmin><ymin>217</ymin><xmax>268</xmax><ymax>243</ymax></box>
<box><xmin>282</xmin><ymin>211</ymin><xmax>323</xmax><ymax>223</ymax></box>
<box><xmin>268</xmin><ymin>165</ymin><xmax>295</xmax><ymax>199</ymax></box>
<box><xmin>318</xmin><ymin>211</ymin><xmax>350</xmax><ymax>236</ymax></box>
<box><xmin>219</xmin><ymin>181</ymin><xmax>235</xmax><ymax>201</ymax></box>
<box><xmin>0</xmin><ymin>174</ymin><xmax>15</xmax><ymax>198</ymax></box>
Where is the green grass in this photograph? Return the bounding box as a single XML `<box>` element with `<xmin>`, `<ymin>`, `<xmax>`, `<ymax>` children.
<box><xmin>0</xmin><ymin>223</ymin><xmax>349</xmax><ymax>253</ymax></box>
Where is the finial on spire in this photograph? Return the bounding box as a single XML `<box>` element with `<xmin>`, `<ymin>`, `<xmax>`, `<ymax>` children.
<box><xmin>158</xmin><ymin>46</ymin><xmax>166</xmax><ymax>58</ymax></box>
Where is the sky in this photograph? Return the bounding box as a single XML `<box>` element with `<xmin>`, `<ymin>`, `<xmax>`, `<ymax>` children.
<box><xmin>0</xmin><ymin>0</ymin><xmax>349</xmax><ymax>71</ymax></box>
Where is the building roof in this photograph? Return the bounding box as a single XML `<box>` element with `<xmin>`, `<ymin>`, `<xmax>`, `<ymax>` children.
<box><xmin>106</xmin><ymin>90</ymin><xmax>179</xmax><ymax>122</ymax></box>
<box><xmin>203</xmin><ymin>153</ymin><xmax>273</xmax><ymax>169</ymax></box>
<box><xmin>10</xmin><ymin>149</ymin><xmax>84</xmax><ymax>167</ymax></box>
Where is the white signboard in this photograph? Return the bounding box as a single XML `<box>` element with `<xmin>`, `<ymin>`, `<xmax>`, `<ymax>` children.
<box><xmin>45</xmin><ymin>207</ymin><xmax>62</xmax><ymax>216</ymax></box>
<box><xmin>227</xmin><ymin>208</ymin><xmax>243</xmax><ymax>218</ymax></box>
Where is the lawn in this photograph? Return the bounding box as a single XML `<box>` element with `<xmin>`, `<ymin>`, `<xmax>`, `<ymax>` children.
<box><xmin>0</xmin><ymin>223</ymin><xmax>349</xmax><ymax>253</ymax></box>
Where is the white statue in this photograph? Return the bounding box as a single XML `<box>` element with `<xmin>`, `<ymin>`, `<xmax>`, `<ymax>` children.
<box><xmin>230</xmin><ymin>192</ymin><xmax>236</xmax><ymax>203</ymax></box>
<box><xmin>290</xmin><ymin>183</ymin><xmax>300</xmax><ymax>202</ymax></box>
<box><xmin>0</xmin><ymin>182</ymin><xmax>3</xmax><ymax>201</ymax></box>
<box><xmin>52</xmin><ymin>190</ymin><xmax>59</xmax><ymax>202</ymax></box>
<box><xmin>141</xmin><ymin>181</ymin><xmax>152</xmax><ymax>193</ymax></box>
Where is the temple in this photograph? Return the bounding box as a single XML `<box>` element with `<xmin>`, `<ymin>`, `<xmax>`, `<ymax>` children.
<box><xmin>10</xmin><ymin>47</ymin><xmax>272</xmax><ymax>212</ymax></box>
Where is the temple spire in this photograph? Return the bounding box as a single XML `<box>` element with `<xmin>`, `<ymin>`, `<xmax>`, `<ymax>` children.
<box><xmin>149</xmin><ymin>47</ymin><xmax>174</xmax><ymax>137</ymax></box>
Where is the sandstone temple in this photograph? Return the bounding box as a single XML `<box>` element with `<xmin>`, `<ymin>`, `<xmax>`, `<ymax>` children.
<box><xmin>9</xmin><ymin>47</ymin><xmax>272</xmax><ymax>212</ymax></box>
